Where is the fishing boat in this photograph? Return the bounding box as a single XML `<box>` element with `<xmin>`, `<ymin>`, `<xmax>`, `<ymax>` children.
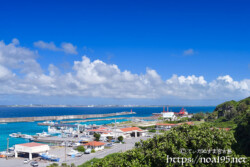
<box><xmin>9</xmin><ymin>133</ymin><xmax>18</xmax><ymax>138</ymax></box>
<box><xmin>38</xmin><ymin>121</ymin><xmax>56</xmax><ymax>126</ymax></box>
<box><xmin>39</xmin><ymin>153</ymin><xmax>60</xmax><ymax>162</ymax></box>
<box><xmin>36</xmin><ymin>131</ymin><xmax>51</xmax><ymax>137</ymax></box>
<box><xmin>22</xmin><ymin>134</ymin><xmax>33</xmax><ymax>140</ymax></box>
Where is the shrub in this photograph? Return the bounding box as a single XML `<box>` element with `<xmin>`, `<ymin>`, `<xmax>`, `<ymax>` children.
<box><xmin>91</xmin><ymin>149</ymin><xmax>96</xmax><ymax>153</ymax></box>
<box><xmin>76</xmin><ymin>145</ymin><xmax>85</xmax><ymax>152</ymax></box>
<box><xmin>47</xmin><ymin>163</ymin><xmax>59</xmax><ymax>167</ymax></box>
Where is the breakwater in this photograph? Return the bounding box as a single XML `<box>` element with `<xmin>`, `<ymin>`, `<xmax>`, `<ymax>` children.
<box><xmin>60</xmin><ymin>116</ymin><xmax>156</xmax><ymax>124</ymax></box>
<box><xmin>0</xmin><ymin>112</ymin><xmax>136</xmax><ymax>123</ymax></box>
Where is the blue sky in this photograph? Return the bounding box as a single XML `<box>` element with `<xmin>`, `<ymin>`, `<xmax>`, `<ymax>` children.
<box><xmin>0</xmin><ymin>0</ymin><xmax>249</xmax><ymax>105</ymax></box>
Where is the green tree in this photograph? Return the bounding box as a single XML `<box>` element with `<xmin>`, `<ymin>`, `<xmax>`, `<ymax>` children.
<box><xmin>118</xmin><ymin>136</ymin><xmax>123</xmax><ymax>142</ymax></box>
<box><xmin>193</xmin><ymin>112</ymin><xmax>206</xmax><ymax>121</ymax></box>
<box><xmin>94</xmin><ymin>133</ymin><xmax>101</xmax><ymax>141</ymax></box>
<box><xmin>107</xmin><ymin>136</ymin><xmax>113</xmax><ymax>142</ymax></box>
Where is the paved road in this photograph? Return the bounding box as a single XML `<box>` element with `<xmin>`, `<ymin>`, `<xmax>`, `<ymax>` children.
<box><xmin>0</xmin><ymin>136</ymin><xmax>150</xmax><ymax>167</ymax></box>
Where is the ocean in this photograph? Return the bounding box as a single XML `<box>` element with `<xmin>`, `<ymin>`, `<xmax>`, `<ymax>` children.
<box><xmin>0</xmin><ymin>106</ymin><xmax>215</xmax><ymax>151</ymax></box>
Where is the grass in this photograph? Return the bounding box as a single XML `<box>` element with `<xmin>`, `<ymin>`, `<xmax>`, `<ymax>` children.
<box><xmin>193</xmin><ymin>120</ymin><xmax>205</xmax><ymax>125</ymax></box>
<box><xmin>78</xmin><ymin>158</ymin><xmax>100</xmax><ymax>167</ymax></box>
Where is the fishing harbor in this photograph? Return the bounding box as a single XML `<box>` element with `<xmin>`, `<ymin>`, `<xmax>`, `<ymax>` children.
<box><xmin>0</xmin><ymin>106</ymin><xmax>215</xmax><ymax>166</ymax></box>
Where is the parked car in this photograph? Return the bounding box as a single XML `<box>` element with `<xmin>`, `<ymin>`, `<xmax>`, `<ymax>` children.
<box><xmin>72</xmin><ymin>142</ymin><xmax>80</xmax><ymax>147</ymax></box>
<box><xmin>30</xmin><ymin>161</ymin><xmax>38</xmax><ymax>167</ymax></box>
<box><xmin>23</xmin><ymin>159</ymin><xmax>30</xmax><ymax>164</ymax></box>
<box><xmin>84</xmin><ymin>148</ymin><xmax>91</xmax><ymax>154</ymax></box>
<box><xmin>105</xmin><ymin>143</ymin><xmax>113</xmax><ymax>147</ymax></box>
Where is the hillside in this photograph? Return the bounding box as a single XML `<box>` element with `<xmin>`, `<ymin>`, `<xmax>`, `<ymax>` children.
<box><xmin>205</xmin><ymin>97</ymin><xmax>250</xmax><ymax>128</ymax></box>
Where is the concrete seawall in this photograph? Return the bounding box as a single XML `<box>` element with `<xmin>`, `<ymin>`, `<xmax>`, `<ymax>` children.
<box><xmin>0</xmin><ymin>112</ymin><xmax>136</xmax><ymax>123</ymax></box>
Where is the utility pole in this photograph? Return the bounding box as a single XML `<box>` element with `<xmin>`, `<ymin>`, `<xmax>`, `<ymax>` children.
<box><xmin>64</xmin><ymin>135</ymin><xmax>67</xmax><ymax>162</ymax></box>
<box><xmin>115</xmin><ymin>118</ymin><xmax>117</xmax><ymax>142</ymax></box>
<box><xmin>6</xmin><ymin>138</ymin><xmax>9</xmax><ymax>160</ymax></box>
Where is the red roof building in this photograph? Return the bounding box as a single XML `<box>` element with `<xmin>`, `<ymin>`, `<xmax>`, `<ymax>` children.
<box><xmin>15</xmin><ymin>142</ymin><xmax>50</xmax><ymax>160</ymax></box>
<box><xmin>16</xmin><ymin>142</ymin><xmax>46</xmax><ymax>147</ymax></box>
<box><xmin>84</xmin><ymin>141</ymin><xmax>105</xmax><ymax>151</ymax></box>
<box><xmin>84</xmin><ymin>141</ymin><xmax>105</xmax><ymax>147</ymax></box>
<box><xmin>119</xmin><ymin>127</ymin><xmax>143</xmax><ymax>132</ymax></box>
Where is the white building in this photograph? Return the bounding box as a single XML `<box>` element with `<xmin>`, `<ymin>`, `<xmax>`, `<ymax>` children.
<box><xmin>162</xmin><ymin>112</ymin><xmax>176</xmax><ymax>121</ymax></box>
<box><xmin>15</xmin><ymin>142</ymin><xmax>49</xmax><ymax>160</ymax></box>
<box><xmin>116</xmin><ymin>127</ymin><xmax>146</xmax><ymax>138</ymax></box>
<box><xmin>84</xmin><ymin>141</ymin><xmax>105</xmax><ymax>151</ymax></box>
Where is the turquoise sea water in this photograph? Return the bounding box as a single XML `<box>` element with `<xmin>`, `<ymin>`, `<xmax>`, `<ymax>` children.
<box><xmin>0</xmin><ymin>106</ymin><xmax>215</xmax><ymax>151</ymax></box>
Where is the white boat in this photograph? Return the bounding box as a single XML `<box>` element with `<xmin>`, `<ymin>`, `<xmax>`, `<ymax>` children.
<box><xmin>67</xmin><ymin>150</ymin><xmax>79</xmax><ymax>156</ymax></box>
<box><xmin>48</xmin><ymin>126</ymin><xmax>61</xmax><ymax>134</ymax></box>
<box><xmin>38</xmin><ymin>121</ymin><xmax>55</xmax><ymax>126</ymax></box>
<box><xmin>23</xmin><ymin>134</ymin><xmax>33</xmax><ymax>139</ymax></box>
<box><xmin>9</xmin><ymin>133</ymin><xmax>18</xmax><ymax>138</ymax></box>
<box><xmin>36</xmin><ymin>131</ymin><xmax>51</xmax><ymax>137</ymax></box>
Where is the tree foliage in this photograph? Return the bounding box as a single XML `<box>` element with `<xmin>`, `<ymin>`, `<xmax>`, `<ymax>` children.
<box><xmin>88</xmin><ymin>124</ymin><xmax>249</xmax><ymax>167</ymax></box>
<box><xmin>94</xmin><ymin>133</ymin><xmax>101</xmax><ymax>141</ymax></box>
<box><xmin>118</xmin><ymin>136</ymin><xmax>124</xmax><ymax>142</ymax></box>
<box><xmin>234</xmin><ymin>112</ymin><xmax>250</xmax><ymax>156</ymax></box>
<box><xmin>193</xmin><ymin>112</ymin><xmax>206</xmax><ymax>121</ymax></box>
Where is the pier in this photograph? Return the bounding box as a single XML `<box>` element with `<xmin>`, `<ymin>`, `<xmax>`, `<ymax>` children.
<box><xmin>0</xmin><ymin>112</ymin><xmax>136</xmax><ymax>123</ymax></box>
<box><xmin>33</xmin><ymin>136</ymin><xmax>79</xmax><ymax>144</ymax></box>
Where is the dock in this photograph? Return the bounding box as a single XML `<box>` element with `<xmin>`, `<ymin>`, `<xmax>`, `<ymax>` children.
<box><xmin>0</xmin><ymin>112</ymin><xmax>136</xmax><ymax>123</ymax></box>
<box><xmin>33</xmin><ymin>136</ymin><xmax>80</xmax><ymax>144</ymax></box>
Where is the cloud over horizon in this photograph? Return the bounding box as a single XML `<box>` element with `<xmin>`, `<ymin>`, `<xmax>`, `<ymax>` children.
<box><xmin>0</xmin><ymin>39</ymin><xmax>249</xmax><ymax>104</ymax></box>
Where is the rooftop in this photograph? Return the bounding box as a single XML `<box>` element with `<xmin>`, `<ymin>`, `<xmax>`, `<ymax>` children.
<box><xmin>120</xmin><ymin>127</ymin><xmax>142</xmax><ymax>132</ymax></box>
<box><xmin>87</xmin><ymin>127</ymin><xmax>112</xmax><ymax>133</ymax></box>
<box><xmin>84</xmin><ymin>141</ymin><xmax>105</xmax><ymax>147</ymax></box>
<box><xmin>16</xmin><ymin>142</ymin><xmax>47</xmax><ymax>147</ymax></box>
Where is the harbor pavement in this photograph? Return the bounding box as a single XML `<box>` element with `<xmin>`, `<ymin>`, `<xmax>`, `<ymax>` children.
<box><xmin>0</xmin><ymin>136</ymin><xmax>150</xmax><ymax>167</ymax></box>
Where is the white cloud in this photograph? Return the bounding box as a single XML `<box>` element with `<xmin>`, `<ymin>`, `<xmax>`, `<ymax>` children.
<box><xmin>0</xmin><ymin>65</ymin><xmax>14</xmax><ymax>80</ymax></box>
<box><xmin>34</xmin><ymin>40</ymin><xmax>78</xmax><ymax>54</ymax></box>
<box><xmin>183</xmin><ymin>48</ymin><xmax>194</xmax><ymax>56</ymax></box>
<box><xmin>0</xmin><ymin>39</ymin><xmax>249</xmax><ymax>103</ymax></box>
<box><xmin>0</xmin><ymin>40</ymin><xmax>42</xmax><ymax>74</ymax></box>
<box><xmin>34</xmin><ymin>41</ymin><xmax>58</xmax><ymax>51</ymax></box>
<box><xmin>61</xmin><ymin>42</ymin><xmax>78</xmax><ymax>54</ymax></box>
<box><xmin>12</xmin><ymin>38</ymin><xmax>20</xmax><ymax>45</ymax></box>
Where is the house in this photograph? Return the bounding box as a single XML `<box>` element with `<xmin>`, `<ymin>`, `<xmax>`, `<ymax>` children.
<box><xmin>117</xmin><ymin>127</ymin><xmax>145</xmax><ymax>138</ymax></box>
<box><xmin>15</xmin><ymin>142</ymin><xmax>49</xmax><ymax>160</ymax></box>
<box><xmin>84</xmin><ymin>141</ymin><xmax>105</xmax><ymax>151</ymax></box>
<box><xmin>156</xmin><ymin>123</ymin><xmax>177</xmax><ymax>129</ymax></box>
<box><xmin>87</xmin><ymin>127</ymin><xmax>115</xmax><ymax>140</ymax></box>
